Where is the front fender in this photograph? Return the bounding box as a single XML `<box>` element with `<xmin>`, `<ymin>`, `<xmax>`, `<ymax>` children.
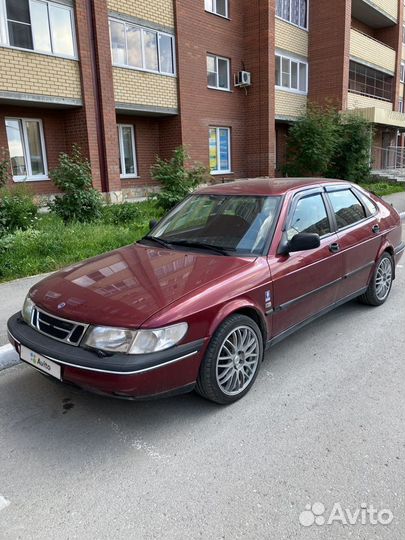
<box><xmin>207</xmin><ymin>298</ymin><xmax>268</xmax><ymax>342</ymax></box>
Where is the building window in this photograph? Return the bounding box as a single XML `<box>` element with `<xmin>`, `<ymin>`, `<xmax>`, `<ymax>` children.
<box><xmin>109</xmin><ymin>18</ymin><xmax>175</xmax><ymax>76</ymax></box>
<box><xmin>401</xmin><ymin>62</ymin><xmax>405</xmax><ymax>84</ymax></box>
<box><xmin>400</xmin><ymin>98</ymin><xmax>404</xmax><ymax>113</ymax></box>
<box><xmin>205</xmin><ymin>0</ymin><xmax>228</xmax><ymax>18</ymax></box>
<box><xmin>0</xmin><ymin>0</ymin><xmax>76</xmax><ymax>57</ymax></box>
<box><xmin>276</xmin><ymin>0</ymin><xmax>308</xmax><ymax>30</ymax></box>
<box><xmin>209</xmin><ymin>127</ymin><xmax>231</xmax><ymax>174</ymax></box>
<box><xmin>117</xmin><ymin>125</ymin><xmax>137</xmax><ymax>178</ymax></box>
<box><xmin>5</xmin><ymin>118</ymin><xmax>48</xmax><ymax>181</ymax></box>
<box><xmin>207</xmin><ymin>54</ymin><xmax>230</xmax><ymax>90</ymax></box>
<box><xmin>349</xmin><ymin>61</ymin><xmax>393</xmax><ymax>102</ymax></box>
<box><xmin>275</xmin><ymin>53</ymin><xmax>308</xmax><ymax>93</ymax></box>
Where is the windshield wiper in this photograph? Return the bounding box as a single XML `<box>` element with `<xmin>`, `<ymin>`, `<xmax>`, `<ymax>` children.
<box><xmin>140</xmin><ymin>235</ymin><xmax>174</xmax><ymax>249</ymax></box>
<box><xmin>168</xmin><ymin>240</ymin><xmax>233</xmax><ymax>256</ymax></box>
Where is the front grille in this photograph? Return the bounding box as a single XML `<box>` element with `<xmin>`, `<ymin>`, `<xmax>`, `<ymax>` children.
<box><xmin>31</xmin><ymin>307</ymin><xmax>88</xmax><ymax>346</ymax></box>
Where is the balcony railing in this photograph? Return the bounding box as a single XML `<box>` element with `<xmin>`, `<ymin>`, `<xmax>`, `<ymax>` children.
<box><xmin>350</xmin><ymin>28</ymin><xmax>396</xmax><ymax>74</ymax></box>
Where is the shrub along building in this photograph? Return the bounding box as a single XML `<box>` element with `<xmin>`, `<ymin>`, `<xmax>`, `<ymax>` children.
<box><xmin>0</xmin><ymin>0</ymin><xmax>405</xmax><ymax>201</ymax></box>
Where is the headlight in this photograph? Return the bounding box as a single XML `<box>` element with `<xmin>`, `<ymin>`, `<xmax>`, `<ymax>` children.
<box><xmin>22</xmin><ymin>296</ymin><xmax>35</xmax><ymax>324</ymax></box>
<box><xmin>83</xmin><ymin>322</ymin><xmax>188</xmax><ymax>354</ymax></box>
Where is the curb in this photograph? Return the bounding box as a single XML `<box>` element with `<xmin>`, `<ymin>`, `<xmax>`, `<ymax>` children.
<box><xmin>0</xmin><ymin>344</ymin><xmax>20</xmax><ymax>372</ymax></box>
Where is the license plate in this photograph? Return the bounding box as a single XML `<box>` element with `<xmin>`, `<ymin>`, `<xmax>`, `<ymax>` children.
<box><xmin>20</xmin><ymin>345</ymin><xmax>61</xmax><ymax>380</ymax></box>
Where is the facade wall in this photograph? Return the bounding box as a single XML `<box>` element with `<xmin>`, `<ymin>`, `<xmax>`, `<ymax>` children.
<box><xmin>275</xmin><ymin>18</ymin><xmax>308</xmax><ymax>57</ymax></box>
<box><xmin>0</xmin><ymin>48</ymin><xmax>81</xmax><ymax>101</ymax></box>
<box><xmin>107</xmin><ymin>0</ymin><xmax>175</xmax><ymax>28</ymax></box>
<box><xmin>113</xmin><ymin>68</ymin><xmax>178</xmax><ymax>110</ymax></box>
<box><xmin>275</xmin><ymin>90</ymin><xmax>307</xmax><ymax>119</ymax></box>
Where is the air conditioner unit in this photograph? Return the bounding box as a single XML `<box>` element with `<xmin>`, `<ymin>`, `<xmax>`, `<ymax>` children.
<box><xmin>235</xmin><ymin>71</ymin><xmax>251</xmax><ymax>87</ymax></box>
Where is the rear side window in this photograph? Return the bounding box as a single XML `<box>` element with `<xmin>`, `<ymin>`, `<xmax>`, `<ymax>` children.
<box><xmin>287</xmin><ymin>194</ymin><xmax>331</xmax><ymax>240</ymax></box>
<box><xmin>328</xmin><ymin>189</ymin><xmax>366</xmax><ymax>229</ymax></box>
<box><xmin>355</xmin><ymin>190</ymin><xmax>377</xmax><ymax>215</ymax></box>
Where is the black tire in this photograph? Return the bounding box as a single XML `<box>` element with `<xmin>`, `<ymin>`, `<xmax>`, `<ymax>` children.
<box><xmin>195</xmin><ymin>314</ymin><xmax>263</xmax><ymax>404</ymax></box>
<box><xmin>358</xmin><ymin>252</ymin><xmax>394</xmax><ymax>306</ymax></box>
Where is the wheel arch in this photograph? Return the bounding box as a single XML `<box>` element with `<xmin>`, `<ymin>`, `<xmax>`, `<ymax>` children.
<box><xmin>376</xmin><ymin>242</ymin><xmax>396</xmax><ymax>280</ymax></box>
<box><xmin>208</xmin><ymin>300</ymin><xmax>268</xmax><ymax>346</ymax></box>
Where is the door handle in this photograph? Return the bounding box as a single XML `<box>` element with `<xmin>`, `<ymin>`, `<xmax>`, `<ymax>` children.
<box><xmin>372</xmin><ymin>224</ymin><xmax>380</xmax><ymax>234</ymax></box>
<box><xmin>329</xmin><ymin>242</ymin><xmax>340</xmax><ymax>253</ymax></box>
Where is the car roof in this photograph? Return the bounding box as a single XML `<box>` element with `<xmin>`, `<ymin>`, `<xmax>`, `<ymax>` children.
<box><xmin>195</xmin><ymin>177</ymin><xmax>349</xmax><ymax>197</ymax></box>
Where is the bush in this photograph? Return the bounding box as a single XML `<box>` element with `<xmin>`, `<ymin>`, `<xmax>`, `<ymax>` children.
<box><xmin>0</xmin><ymin>185</ymin><xmax>38</xmax><ymax>237</ymax></box>
<box><xmin>49</xmin><ymin>145</ymin><xmax>103</xmax><ymax>222</ymax></box>
<box><xmin>102</xmin><ymin>202</ymin><xmax>141</xmax><ymax>225</ymax></box>
<box><xmin>284</xmin><ymin>104</ymin><xmax>372</xmax><ymax>182</ymax></box>
<box><xmin>151</xmin><ymin>147</ymin><xmax>207</xmax><ymax>210</ymax></box>
<box><xmin>284</xmin><ymin>104</ymin><xmax>340</xmax><ymax>177</ymax></box>
<box><xmin>327</xmin><ymin>114</ymin><xmax>372</xmax><ymax>182</ymax></box>
<box><xmin>0</xmin><ymin>148</ymin><xmax>11</xmax><ymax>188</ymax></box>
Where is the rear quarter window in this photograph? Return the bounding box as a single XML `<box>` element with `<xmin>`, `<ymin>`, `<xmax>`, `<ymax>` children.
<box><xmin>328</xmin><ymin>189</ymin><xmax>366</xmax><ymax>229</ymax></box>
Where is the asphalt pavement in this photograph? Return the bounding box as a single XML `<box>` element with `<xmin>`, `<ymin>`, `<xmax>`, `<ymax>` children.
<box><xmin>0</xmin><ymin>191</ymin><xmax>404</xmax><ymax>539</ymax></box>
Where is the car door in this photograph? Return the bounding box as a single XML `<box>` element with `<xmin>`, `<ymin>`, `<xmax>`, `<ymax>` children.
<box><xmin>325</xmin><ymin>186</ymin><xmax>381</xmax><ymax>301</ymax></box>
<box><xmin>269</xmin><ymin>189</ymin><xmax>344</xmax><ymax>338</ymax></box>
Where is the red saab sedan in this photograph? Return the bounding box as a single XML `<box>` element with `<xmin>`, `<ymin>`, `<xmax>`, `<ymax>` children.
<box><xmin>7</xmin><ymin>179</ymin><xmax>404</xmax><ymax>404</ymax></box>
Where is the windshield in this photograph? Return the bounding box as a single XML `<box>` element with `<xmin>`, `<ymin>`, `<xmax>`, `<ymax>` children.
<box><xmin>149</xmin><ymin>194</ymin><xmax>281</xmax><ymax>256</ymax></box>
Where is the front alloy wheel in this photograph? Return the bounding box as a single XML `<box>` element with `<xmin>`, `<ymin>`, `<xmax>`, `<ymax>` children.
<box><xmin>196</xmin><ymin>314</ymin><xmax>263</xmax><ymax>404</ymax></box>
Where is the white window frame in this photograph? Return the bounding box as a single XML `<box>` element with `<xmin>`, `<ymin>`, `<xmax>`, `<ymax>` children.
<box><xmin>0</xmin><ymin>0</ymin><xmax>77</xmax><ymax>59</ymax></box>
<box><xmin>109</xmin><ymin>17</ymin><xmax>176</xmax><ymax>77</ymax></box>
<box><xmin>275</xmin><ymin>51</ymin><xmax>308</xmax><ymax>94</ymax></box>
<box><xmin>275</xmin><ymin>0</ymin><xmax>308</xmax><ymax>31</ymax></box>
<box><xmin>399</xmin><ymin>98</ymin><xmax>404</xmax><ymax>113</ymax></box>
<box><xmin>209</xmin><ymin>127</ymin><xmax>231</xmax><ymax>175</ymax></box>
<box><xmin>207</xmin><ymin>54</ymin><xmax>231</xmax><ymax>91</ymax></box>
<box><xmin>118</xmin><ymin>124</ymin><xmax>138</xmax><ymax>179</ymax></box>
<box><xmin>204</xmin><ymin>0</ymin><xmax>229</xmax><ymax>19</ymax></box>
<box><xmin>5</xmin><ymin>117</ymin><xmax>48</xmax><ymax>182</ymax></box>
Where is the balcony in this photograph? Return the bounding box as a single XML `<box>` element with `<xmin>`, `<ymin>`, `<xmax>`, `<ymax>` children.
<box><xmin>350</xmin><ymin>28</ymin><xmax>396</xmax><ymax>74</ymax></box>
<box><xmin>351</xmin><ymin>0</ymin><xmax>397</xmax><ymax>28</ymax></box>
<box><xmin>0</xmin><ymin>47</ymin><xmax>82</xmax><ymax>107</ymax></box>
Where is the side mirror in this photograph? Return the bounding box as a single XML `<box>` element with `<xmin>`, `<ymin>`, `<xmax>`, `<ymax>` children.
<box><xmin>149</xmin><ymin>219</ymin><xmax>158</xmax><ymax>231</ymax></box>
<box><xmin>288</xmin><ymin>233</ymin><xmax>320</xmax><ymax>253</ymax></box>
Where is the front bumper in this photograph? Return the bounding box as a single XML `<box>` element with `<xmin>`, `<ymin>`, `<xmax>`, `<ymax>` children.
<box><xmin>7</xmin><ymin>313</ymin><xmax>207</xmax><ymax>399</ymax></box>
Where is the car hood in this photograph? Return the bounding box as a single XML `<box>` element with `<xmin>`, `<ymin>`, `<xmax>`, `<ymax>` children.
<box><xmin>29</xmin><ymin>243</ymin><xmax>253</xmax><ymax>328</ymax></box>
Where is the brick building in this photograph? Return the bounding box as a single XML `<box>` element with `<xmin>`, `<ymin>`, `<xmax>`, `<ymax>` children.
<box><xmin>0</xmin><ymin>0</ymin><xmax>405</xmax><ymax>201</ymax></box>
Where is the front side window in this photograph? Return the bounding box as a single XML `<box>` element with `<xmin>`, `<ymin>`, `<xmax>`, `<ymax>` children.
<box><xmin>5</xmin><ymin>117</ymin><xmax>47</xmax><ymax>181</ymax></box>
<box><xmin>276</xmin><ymin>0</ymin><xmax>308</xmax><ymax>30</ymax></box>
<box><xmin>205</xmin><ymin>0</ymin><xmax>228</xmax><ymax>18</ymax></box>
<box><xmin>117</xmin><ymin>124</ymin><xmax>137</xmax><ymax>178</ymax></box>
<box><xmin>275</xmin><ymin>53</ymin><xmax>307</xmax><ymax>93</ymax></box>
<box><xmin>151</xmin><ymin>194</ymin><xmax>281</xmax><ymax>256</ymax></box>
<box><xmin>209</xmin><ymin>127</ymin><xmax>231</xmax><ymax>174</ymax></box>
<box><xmin>2</xmin><ymin>0</ymin><xmax>75</xmax><ymax>57</ymax></box>
<box><xmin>327</xmin><ymin>189</ymin><xmax>366</xmax><ymax>229</ymax></box>
<box><xmin>287</xmin><ymin>194</ymin><xmax>331</xmax><ymax>241</ymax></box>
<box><xmin>109</xmin><ymin>18</ymin><xmax>175</xmax><ymax>75</ymax></box>
<box><xmin>207</xmin><ymin>54</ymin><xmax>230</xmax><ymax>90</ymax></box>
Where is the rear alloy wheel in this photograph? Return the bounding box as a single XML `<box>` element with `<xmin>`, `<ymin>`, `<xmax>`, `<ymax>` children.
<box><xmin>195</xmin><ymin>314</ymin><xmax>263</xmax><ymax>404</ymax></box>
<box><xmin>359</xmin><ymin>252</ymin><xmax>394</xmax><ymax>306</ymax></box>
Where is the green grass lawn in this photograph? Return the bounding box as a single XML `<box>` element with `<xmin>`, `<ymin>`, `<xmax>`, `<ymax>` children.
<box><xmin>358</xmin><ymin>182</ymin><xmax>405</xmax><ymax>197</ymax></box>
<box><xmin>0</xmin><ymin>201</ymin><xmax>163</xmax><ymax>283</ymax></box>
